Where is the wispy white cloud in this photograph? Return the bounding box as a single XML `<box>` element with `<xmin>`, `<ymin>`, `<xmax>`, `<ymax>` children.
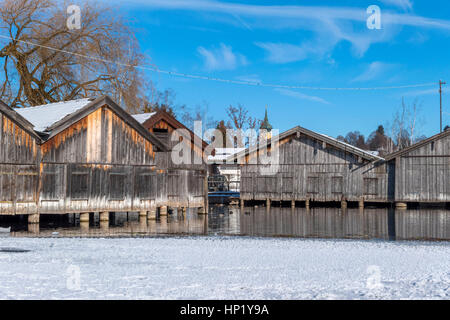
<box><xmin>255</xmin><ymin>42</ymin><xmax>309</xmax><ymax>64</ymax></box>
<box><xmin>235</xmin><ymin>74</ymin><xmax>261</xmax><ymax>83</ymax></box>
<box><xmin>379</xmin><ymin>0</ymin><xmax>413</xmax><ymax>11</ymax></box>
<box><xmin>118</xmin><ymin>0</ymin><xmax>450</xmax><ymax>63</ymax></box>
<box><xmin>197</xmin><ymin>43</ymin><xmax>248</xmax><ymax>71</ymax></box>
<box><xmin>126</xmin><ymin>0</ymin><xmax>450</xmax><ymax>31</ymax></box>
<box><xmin>353</xmin><ymin>62</ymin><xmax>396</xmax><ymax>82</ymax></box>
<box><xmin>275</xmin><ymin>88</ymin><xmax>330</xmax><ymax>105</ymax></box>
<box><xmin>255</xmin><ymin>18</ymin><xmax>396</xmax><ymax>63</ymax></box>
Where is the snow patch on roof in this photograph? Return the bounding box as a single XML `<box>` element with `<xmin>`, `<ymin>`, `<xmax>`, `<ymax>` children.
<box><xmin>319</xmin><ymin>132</ymin><xmax>384</xmax><ymax>160</ymax></box>
<box><xmin>132</xmin><ymin>113</ymin><xmax>156</xmax><ymax>124</ymax></box>
<box><xmin>15</xmin><ymin>98</ymin><xmax>94</xmax><ymax>132</ymax></box>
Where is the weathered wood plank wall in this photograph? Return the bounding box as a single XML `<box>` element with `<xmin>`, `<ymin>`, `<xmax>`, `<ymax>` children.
<box><xmin>38</xmin><ymin>106</ymin><xmax>160</xmax><ymax>214</ymax></box>
<box><xmin>0</xmin><ymin>101</ymin><xmax>207</xmax><ymax>216</ymax></box>
<box><xmin>240</xmin><ymin>133</ymin><xmax>391</xmax><ymax>202</ymax></box>
<box><xmin>393</xmin><ymin>133</ymin><xmax>450</xmax><ymax>203</ymax></box>
<box><xmin>149</xmin><ymin>117</ymin><xmax>208</xmax><ymax>209</ymax></box>
<box><xmin>0</xmin><ymin>113</ymin><xmax>40</xmax><ymax>215</ymax></box>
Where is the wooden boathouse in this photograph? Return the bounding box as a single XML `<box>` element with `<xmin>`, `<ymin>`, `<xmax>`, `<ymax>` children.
<box><xmin>384</xmin><ymin>128</ymin><xmax>450</xmax><ymax>208</ymax></box>
<box><xmin>232</xmin><ymin>126</ymin><xmax>392</xmax><ymax>209</ymax></box>
<box><xmin>132</xmin><ymin>110</ymin><xmax>209</xmax><ymax>213</ymax></box>
<box><xmin>0</xmin><ymin>96</ymin><xmax>178</xmax><ymax>224</ymax></box>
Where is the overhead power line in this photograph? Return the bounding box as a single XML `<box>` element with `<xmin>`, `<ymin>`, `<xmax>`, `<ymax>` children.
<box><xmin>0</xmin><ymin>34</ymin><xmax>438</xmax><ymax>91</ymax></box>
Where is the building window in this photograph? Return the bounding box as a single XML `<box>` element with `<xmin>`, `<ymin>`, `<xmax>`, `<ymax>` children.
<box><xmin>136</xmin><ymin>173</ymin><xmax>156</xmax><ymax>200</ymax></box>
<box><xmin>15</xmin><ymin>172</ymin><xmax>37</xmax><ymax>202</ymax></box>
<box><xmin>257</xmin><ymin>177</ymin><xmax>266</xmax><ymax>193</ymax></box>
<box><xmin>364</xmin><ymin>178</ymin><xmax>378</xmax><ymax>195</ymax></box>
<box><xmin>109</xmin><ymin>173</ymin><xmax>126</xmax><ymax>200</ymax></box>
<box><xmin>71</xmin><ymin>172</ymin><xmax>89</xmax><ymax>200</ymax></box>
<box><xmin>0</xmin><ymin>172</ymin><xmax>13</xmax><ymax>201</ymax></box>
<box><xmin>42</xmin><ymin>172</ymin><xmax>58</xmax><ymax>200</ymax></box>
<box><xmin>307</xmin><ymin>176</ymin><xmax>319</xmax><ymax>194</ymax></box>
<box><xmin>282</xmin><ymin>176</ymin><xmax>293</xmax><ymax>193</ymax></box>
<box><xmin>168</xmin><ymin>172</ymin><xmax>179</xmax><ymax>197</ymax></box>
<box><xmin>331</xmin><ymin>176</ymin><xmax>343</xmax><ymax>194</ymax></box>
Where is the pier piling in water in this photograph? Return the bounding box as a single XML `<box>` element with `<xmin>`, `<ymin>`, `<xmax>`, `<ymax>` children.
<box><xmin>100</xmin><ymin>212</ymin><xmax>109</xmax><ymax>222</ymax></box>
<box><xmin>28</xmin><ymin>214</ymin><xmax>40</xmax><ymax>224</ymax></box>
<box><xmin>80</xmin><ymin>213</ymin><xmax>90</xmax><ymax>223</ymax></box>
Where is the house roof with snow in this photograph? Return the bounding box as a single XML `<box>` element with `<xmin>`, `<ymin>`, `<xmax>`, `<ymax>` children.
<box><xmin>229</xmin><ymin>126</ymin><xmax>384</xmax><ymax>163</ymax></box>
<box><xmin>11</xmin><ymin>96</ymin><xmax>168</xmax><ymax>151</ymax></box>
<box><xmin>132</xmin><ymin>112</ymin><xmax>157</xmax><ymax>125</ymax></box>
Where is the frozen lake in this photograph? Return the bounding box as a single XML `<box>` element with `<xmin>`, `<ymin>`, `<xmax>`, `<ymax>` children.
<box><xmin>1</xmin><ymin>207</ymin><xmax>449</xmax><ymax>299</ymax></box>
<box><xmin>0</xmin><ymin>236</ymin><xmax>449</xmax><ymax>299</ymax></box>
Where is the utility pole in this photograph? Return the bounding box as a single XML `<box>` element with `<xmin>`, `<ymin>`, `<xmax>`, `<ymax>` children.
<box><xmin>439</xmin><ymin>80</ymin><xmax>446</xmax><ymax>133</ymax></box>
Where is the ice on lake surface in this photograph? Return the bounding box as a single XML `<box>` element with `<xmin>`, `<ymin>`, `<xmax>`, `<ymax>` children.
<box><xmin>0</xmin><ymin>207</ymin><xmax>449</xmax><ymax>299</ymax></box>
<box><xmin>0</xmin><ymin>236</ymin><xmax>449</xmax><ymax>299</ymax></box>
<box><xmin>1</xmin><ymin>206</ymin><xmax>449</xmax><ymax>241</ymax></box>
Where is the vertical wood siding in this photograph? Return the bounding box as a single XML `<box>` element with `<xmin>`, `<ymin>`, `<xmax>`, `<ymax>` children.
<box><xmin>0</xmin><ymin>114</ymin><xmax>40</xmax><ymax>215</ymax></box>
<box><xmin>240</xmin><ymin>134</ymin><xmax>390</xmax><ymax>202</ymax></box>
<box><xmin>394</xmin><ymin>133</ymin><xmax>450</xmax><ymax>202</ymax></box>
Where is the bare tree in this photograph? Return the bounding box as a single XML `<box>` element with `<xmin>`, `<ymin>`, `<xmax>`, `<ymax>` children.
<box><xmin>389</xmin><ymin>98</ymin><xmax>424</xmax><ymax>150</ymax></box>
<box><xmin>226</xmin><ymin>104</ymin><xmax>260</xmax><ymax>130</ymax></box>
<box><xmin>0</xmin><ymin>0</ymin><xmax>149</xmax><ymax>111</ymax></box>
<box><xmin>179</xmin><ymin>100</ymin><xmax>217</xmax><ymax>133</ymax></box>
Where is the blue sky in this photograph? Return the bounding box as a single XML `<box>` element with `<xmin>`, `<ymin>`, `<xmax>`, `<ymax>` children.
<box><xmin>109</xmin><ymin>0</ymin><xmax>450</xmax><ymax>138</ymax></box>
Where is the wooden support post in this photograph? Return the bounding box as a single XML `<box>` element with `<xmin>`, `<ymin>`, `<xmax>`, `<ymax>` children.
<box><xmin>28</xmin><ymin>213</ymin><xmax>40</xmax><ymax>224</ymax></box>
<box><xmin>305</xmin><ymin>198</ymin><xmax>310</xmax><ymax>210</ymax></box>
<box><xmin>100</xmin><ymin>220</ymin><xmax>109</xmax><ymax>230</ymax></box>
<box><xmin>266</xmin><ymin>199</ymin><xmax>271</xmax><ymax>209</ymax></box>
<box><xmin>341</xmin><ymin>200</ymin><xmax>347</xmax><ymax>210</ymax></box>
<box><xmin>159</xmin><ymin>206</ymin><xmax>168</xmax><ymax>216</ymax></box>
<box><xmin>139</xmin><ymin>211</ymin><xmax>148</xmax><ymax>220</ymax></box>
<box><xmin>395</xmin><ymin>202</ymin><xmax>407</xmax><ymax>210</ymax></box>
<box><xmin>148</xmin><ymin>208</ymin><xmax>157</xmax><ymax>220</ymax></box>
<box><xmin>203</xmin><ymin>173</ymin><xmax>209</xmax><ymax>216</ymax></box>
<box><xmin>291</xmin><ymin>200</ymin><xmax>296</xmax><ymax>209</ymax></box>
<box><xmin>80</xmin><ymin>212</ymin><xmax>90</xmax><ymax>223</ymax></box>
<box><xmin>359</xmin><ymin>198</ymin><xmax>364</xmax><ymax>210</ymax></box>
<box><xmin>80</xmin><ymin>221</ymin><xmax>89</xmax><ymax>231</ymax></box>
<box><xmin>27</xmin><ymin>223</ymin><xmax>39</xmax><ymax>234</ymax></box>
<box><xmin>240</xmin><ymin>198</ymin><xmax>244</xmax><ymax>210</ymax></box>
<box><xmin>99</xmin><ymin>212</ymin><xmax>109</xmax><ymax>222</ymax></box>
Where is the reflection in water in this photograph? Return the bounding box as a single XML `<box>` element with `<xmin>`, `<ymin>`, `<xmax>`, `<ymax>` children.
<box><xmin>236</xmin><ymin>207</ymin><xmax>395</xmax><ymax>240</ymax></box>
<box><xmin>1</xmin><ymin>206</ymin><xmax>449</xmax><ymax>241</ymax></box>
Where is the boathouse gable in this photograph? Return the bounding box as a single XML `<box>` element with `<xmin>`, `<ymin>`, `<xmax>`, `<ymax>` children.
<box><xmin>385</xmin><ymin>130</ymin><xmax>450</xmax><ymax>203</ymax></box>
<box><xmin>11</xmin><ymin>96</ymin><xmax>169</xmax><ymax>215</ymax></box>
<box><xmin>236</xmin><ymin>126</ymin><xmax>390</xmax><ymax>204</ymax></box>
<box><xmin>133</xmin><ymin>110</ymin><xmax>208</xmax><ymax>210</ymax></box>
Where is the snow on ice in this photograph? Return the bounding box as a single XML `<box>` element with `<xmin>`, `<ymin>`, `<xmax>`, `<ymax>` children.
<box><xmin>0</xmin><ymin>236</ymin><xmax>449</xmax><ymax>299</ymax></box>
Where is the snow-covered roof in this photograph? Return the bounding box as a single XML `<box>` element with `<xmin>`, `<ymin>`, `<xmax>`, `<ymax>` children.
<box><xmin>319</xmin><ymin>133</ymin><xmax>384</xmax><ymax>160</ymax></box>
<box><xmin>230</xmin><ymin>126</ymin><xmax>384</xmax><ymax>162</ymax></box>
<box><xmin>208</xmin><ymin>148</ymin><xmax>246</xmax><ymax>163</ymax></box>
<box><xmin>15</xmin><ymin>98</ymin><xmax>94</xmax><ymax>132</ymax></box>
<box><xmin>132</xmin><ymin>113</ymin><xmax>156</xmax><ymax>124</ymax></box>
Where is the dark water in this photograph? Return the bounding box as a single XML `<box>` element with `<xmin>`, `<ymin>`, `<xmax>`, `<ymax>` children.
<box><xmin>1</xmin><ymin>206</ymin><xmax>449</xmax><ymax>241</ymax></box>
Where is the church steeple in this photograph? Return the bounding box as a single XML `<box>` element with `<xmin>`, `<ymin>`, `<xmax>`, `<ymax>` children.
<box><xmin>260</xmin><ymin>105</ymin><xmax>272</xmax><ymax>132</ymax></box>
